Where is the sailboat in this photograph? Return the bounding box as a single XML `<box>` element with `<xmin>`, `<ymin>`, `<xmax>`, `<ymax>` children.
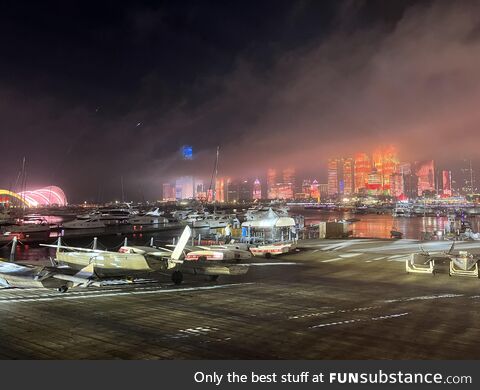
<box><xmin>3</xmin><ymin>158</ymin><xmax>51</xmax><ymax>234</ymax></box>
<box><xmin>193</xmin><ymin>146</ymin><xmax>236</xmax><ymax>229</ymax></box>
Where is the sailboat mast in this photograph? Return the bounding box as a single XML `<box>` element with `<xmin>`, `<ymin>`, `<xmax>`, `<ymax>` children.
<box><xmin>213</xmin><ymin>146</ymin><xmax>220</xmax><ymax>213</ymax></box>
<box><xmin>121</xmin><ymin>176</ymin><xmax>125</xmax><ymax>203</ymax></box>
<box><xmin>21</xmin><ymin>157</ymin><xmax>27</xmax><ymax>212</ymax></box>
<box><xmin>470</xmin><ymin>159</ymin><xmax>474</xmax><ymax>196</ymax></box>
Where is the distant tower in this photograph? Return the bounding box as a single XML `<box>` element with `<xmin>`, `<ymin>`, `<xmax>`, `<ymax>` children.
<box><xmin>162</xmin><ymin>183</ymin><xmax>176</xmax><ymax>201</ymax></box>
<box><xmin>342</xmin><ymin>158</ymin><xmax>354</xmax><ymax>195</ymax></box>
<box><xmin>373</xmin><ymin>146</ymin><xmax>399</xmax><ymax>195</ymax></box>
<box><xmin>327</xmin><ymin>159</ymin><xmax>339</xmax><ymax>197</ymax></box>
<box><xmin>215</xmin><ymin>177</ymin><xmax>228</xmax><ymax>203</ymax></box>
<box><xmin>354</xmin><ymin>153</ymin><xmax>371</xmax><ymax>193</ymax></box>
<box><xmin>253</xmin><ymin>178</ymin><xmax>262</xmax><ymax>200</ymax></box>
<box><xmin>282</xmin><ymin>168</ymin><xmax>295</xmax><ymax>199</ymax></box>
<box><xmin>267</xmin><ymin>169</ymin><xmax>277</xmax><ymax>199</ymax></box>
<box><xmin>442</xmin><ymin>170</ymin><xmax>452</xmax><ymax>197</ymax></box>
<box><xmin>311</xmin><ymin>179</ymin><xmax>320</xmax><ymax>201</ymax></box>
<box><xmin>414</xmin><ymin>160</ymin><xmax>435</xmax><ymax>196</ymax></box>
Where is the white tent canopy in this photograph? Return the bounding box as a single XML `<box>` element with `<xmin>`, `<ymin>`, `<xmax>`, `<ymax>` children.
<box><xmin>242</xmin><ymin>216</ymin><xmax>295</xmax><ymax>228</ymax></box>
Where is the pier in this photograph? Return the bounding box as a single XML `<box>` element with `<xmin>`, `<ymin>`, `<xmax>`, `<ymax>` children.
<box><xmin>1</xmin><ymin>238</ymin><xmax>480</xmax><ymax>359</ymax></box>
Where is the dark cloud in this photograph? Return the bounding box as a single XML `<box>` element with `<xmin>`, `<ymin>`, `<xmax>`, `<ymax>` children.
<box><xmin>1</xmin><ymin>0</ymin><xmax>479</xmax><ymax>202</ymax></box>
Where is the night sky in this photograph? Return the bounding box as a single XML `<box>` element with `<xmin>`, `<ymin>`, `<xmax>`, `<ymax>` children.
<box><xmin>1</xmin><ymin>0</ymin><xmax>478</xmax><ymax>202</ymax></box>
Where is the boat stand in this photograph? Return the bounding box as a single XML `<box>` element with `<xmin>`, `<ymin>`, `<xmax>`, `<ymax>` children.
<box><xmin>449</xmin><ymin>261</ymin><xmax>479</xmax><ymax>278</ymax></box>
<box><xmin>406</xmin><ymin>255</ymin><xmax>435</xmax><ymax>274</ymax></box>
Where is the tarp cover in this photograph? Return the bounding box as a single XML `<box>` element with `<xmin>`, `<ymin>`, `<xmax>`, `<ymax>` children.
<box><xmin>242</xmin><ymin>216</ymin><xmax>295</xmax><ymax>228</ymax></box>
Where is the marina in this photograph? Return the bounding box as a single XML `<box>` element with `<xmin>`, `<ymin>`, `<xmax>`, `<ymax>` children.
<box><xmin>2</xmin><ymin>237</ymin><xmax>480</xmax><ymax>359</ymax></box>
<box><xmin>2</xmin><ymin>0</ymin><xmax>480</xmax><ymax>367</ymax></box>
<box><xmin>2</xmin><ymin>200</ymin><xmax>480</xmax><ymax>359</ymax></box>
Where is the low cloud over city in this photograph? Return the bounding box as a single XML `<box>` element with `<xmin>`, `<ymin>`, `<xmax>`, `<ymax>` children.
<box><xmin>1</xmin><ymin>1</ymin><xmax>480</xmax><ymax>201</ymax></box>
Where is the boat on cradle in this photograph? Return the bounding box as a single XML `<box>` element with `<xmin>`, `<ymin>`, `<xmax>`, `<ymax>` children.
<box><xmin>250</xmin><ymin>242</ymin><xmax>297</xmax><ymax>258</ymax></box>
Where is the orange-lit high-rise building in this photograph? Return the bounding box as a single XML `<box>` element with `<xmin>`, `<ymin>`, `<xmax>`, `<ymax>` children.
<box><xmin>328</xmin><ymin>159</ymin><xmax>339</xmax><ymax>197</ymax></box>
<box><xmin>282</xmin><ymin>168</ymin><xmax>295</xmax><ymax>198</ymax></box>
<box><xmin>328</xmin><ymin>158</ymin><xmax>353</xmax><ymax>196</ymax></box>
<box><xmin>252</xmin><ymin>178</ymin><xmax>262</xmax><ymax>200</ymax></box>
<box><xmin>311</xmin><ymin>179</ymin><xmax>320</xmax><ymax>200</ymax></box>
<box><xmin>390</xmin><ymin>173</ymin><xmax>404</xmax><ymax>198</ymax></box>
<box><xmin>442</xmin><ymin>170</ymin><xmax>452</xmax><ymax>197</ymax></box>
<box><xmin>215</xmin><ymin>177</ymin><xmax>228</xmax><ymax>203</ymax></box>
<box><xmin>267</xmin><ymin>169</ymin><xmax>277</xmax><ymax>199</ymax></box>
<box><xmin>343</xmin><ymin>158</ymin><xmax>354</xmax><ymax>195</ymax></box>
<box><xmin>372</xmin><ymin>146</ymin><xmax>399</xmax><ymax>195</ymax></box>
<box><xmin>354</xmin><ymin>153</ymin><xmax>371</xmax><ymax>193</ymax></box>
<box><xmin>367</xmin><ymin>168</ymin><xmax>382</xmax><ymax>195</ymax></box>
<box><xmin>415</xmin><ymin>160</ymin><xmax>435</xmax><ymax>196</ymax></box>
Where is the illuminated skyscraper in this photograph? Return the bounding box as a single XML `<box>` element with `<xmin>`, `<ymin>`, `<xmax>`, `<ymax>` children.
<box><xmin>319</xmin><ymin>183</ymin><xmax>328</xmax><ymax>200</ymax></box>
<box><xmin>415</xmin><ymin>160</ymin><xmax>435</xmax><ymax>196</ymax></box>
<box><xmin>458</xmin><ymin>159</ymin><xmax>477</xmax><ymax>195</ymax></box>
<box><xmin>175</xmin><ymin>176</ymin><xmax>195</xmax><ymax>199</ymax></box>
<box><xmin>253</xmin><ymin>178</ymin><xmax>262</xmax><ymax>200</ymax></box>
<box><xmin>162</xmin><ymin>183</ymin><xmax>176</xmax><ymax>201</ymax></box>
<box><xmin>442</xmin><ymin>170</ymin><xmax>452</xmax><ymax>197</ymax></box>
<box><xmin>328</xmin><ymin>158</ymin><xmax>353</xmax><ymax>196</ymax></box>
<box><xmin>372</xmin><ymin>146</ymin><xmax>399</xmax><ymax>195</ymax></box>
<box><xmin>215</xmin><ymin>177</ymin><xmax>229</xmax><ymax>203</ymax></box>
<box><xmin>343</xmin><ymin>158</ymin><xmax>354</xmax><ymax>195</ymax></box>
<box><xmin>302</xmin><ymin>179</ymin><xmax>312</xmax><ymax>195</ymax></box>
<box><xmin>282</xmin><ymin>168</ymin><xmax>295</xmax><ymax>198</ymax></box>
<box><xmin>367</xmin><ymin>168</ymin><xmax>382</xmax><ymax>195</ymax></box>
<box><xmin>398</xmin><ymin>162</ymin><xmax>411</xmax><ymax>175</ymax></box>
<box><xmin>267</xmin><ymin>169</ymin><xmax>277</xmax><ymax>199</ymax></box>
<box><xmin>354</xmin><ymin>153</ymin><xmax>371</xmax><ymax>193</ymax></box>
<box><xmin>327</xmin><ymin>159</ymin><xmax>339</xmax><ymax>196</ymax></box>
<box><xmin>311</xmin><ymin>180</ymin><xmax>320</xmax><ymax>200</ymax></box>
<box><xmin>390</xmin><ymin>173</ymin><xmax>404</xmax><ymax>198</ymax></box>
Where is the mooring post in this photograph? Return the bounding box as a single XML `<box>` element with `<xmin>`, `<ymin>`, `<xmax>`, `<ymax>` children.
<box><xmin>10</xmin><ymin>236</ymin><xmax>17</xmax><ymax>261</ymax></box>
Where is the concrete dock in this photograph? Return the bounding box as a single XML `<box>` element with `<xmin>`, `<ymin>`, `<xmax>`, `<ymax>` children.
<box><xmin>1</xmin><ymin>238</ymin><xmax>480</xmax><ymax>359</ymax></box>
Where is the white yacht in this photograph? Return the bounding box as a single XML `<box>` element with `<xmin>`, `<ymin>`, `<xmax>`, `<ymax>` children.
<box><xmin>62</xmin><ymin>218</ymin><xmax>106</xmax><ymax>229</ymax></box>
<box><xmin>392</xmin><ymin>204</ymin><xmax>413</xmax><ymax>217</ymax></box>
<box><xmin>145</xmin><ymin>208</ymin><xmax>164</xmax><ymax>217</ymax></box>
<box><xmin>2</xmin><ymin>223</ymin><xmax>50</xmax><ymax>234</ymax></box>
<box><xmin>128</xmin><ymin>215</ymin><xmax>169</xmax><ymax>225</ymax></box>
<box><xmin>76</xmin><ymin>210</ymin><xmax>101</xmax><ymax>220</ymax></box>
<box><xmin>184</xmin><ymin>211</ymin><xmax>208</xmax><ymax>224</ymax></box>
<box><xmin>2</xmin><ymin>215</ymin><xmax>51</xmax><ymax>233</ymax></box>
<box><xmin>171</xmin><ymin>209</ymin><xmax>194</xmax><ymax>221</ymax></box>
<box><xmin>193</xmin><ymin>214</ymin><xmax>232</xmax><ymax>229</ymax></box>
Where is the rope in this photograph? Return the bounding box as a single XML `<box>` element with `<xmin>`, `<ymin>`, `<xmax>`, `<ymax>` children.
<box><xmin>106</xmin><ymin>240</ymin><xmax>126</xmax><ymax>251</ymax></box>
